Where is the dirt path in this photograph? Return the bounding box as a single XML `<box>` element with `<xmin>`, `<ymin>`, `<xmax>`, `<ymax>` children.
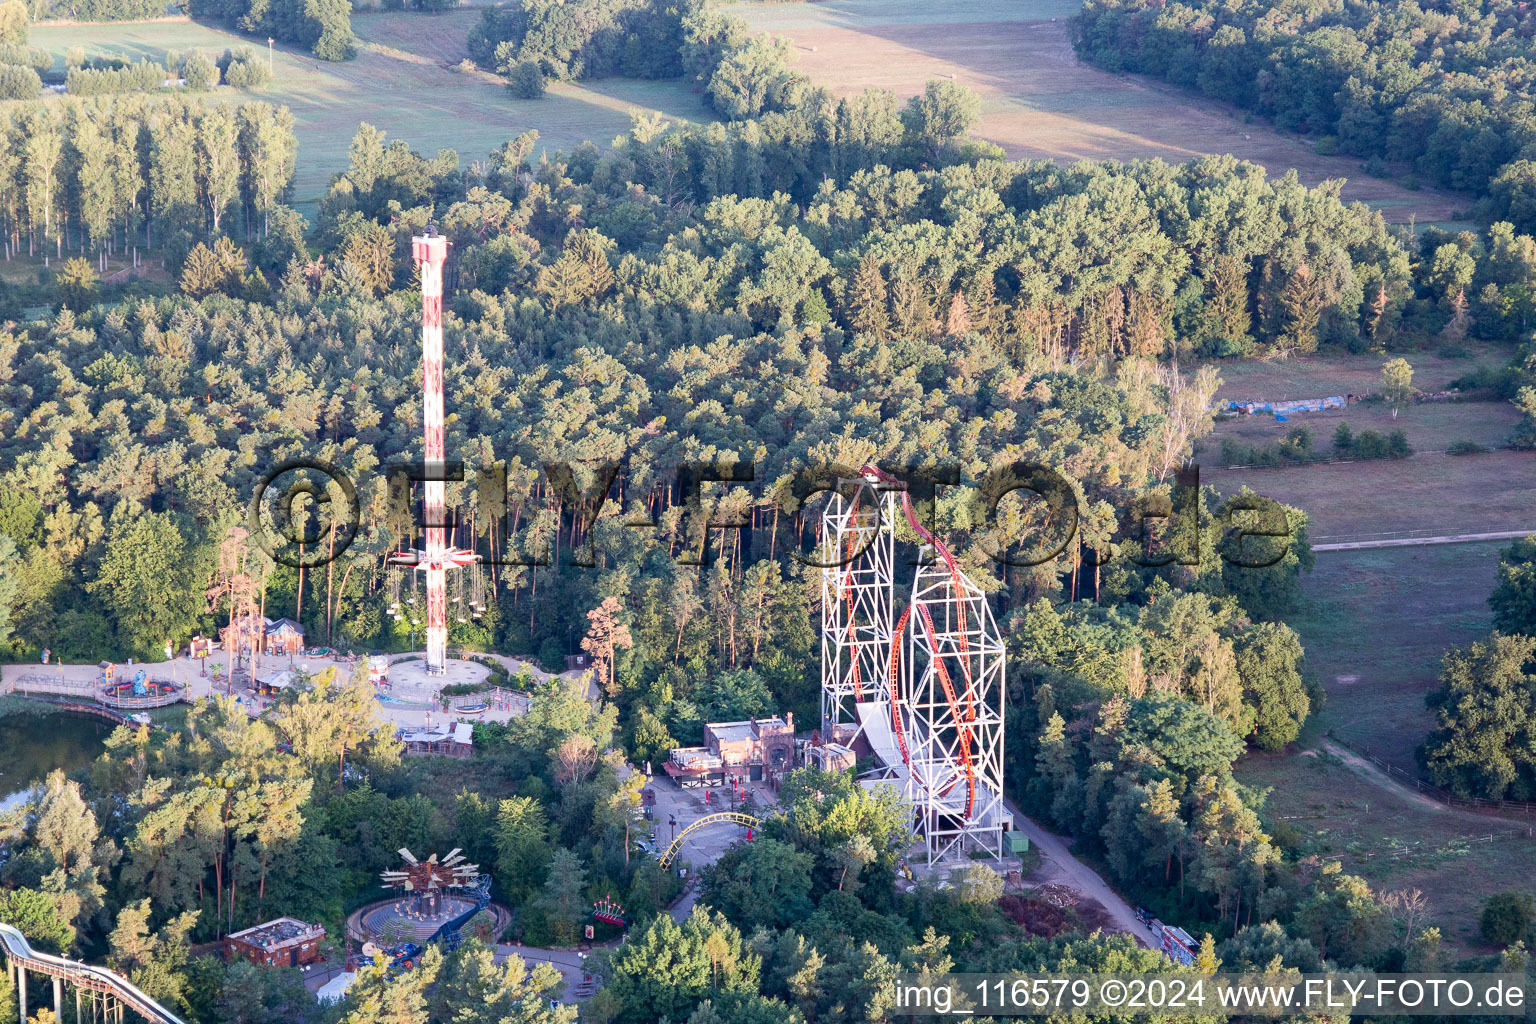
<box><xmin>1313</xmin><ymin>529</ymin><xmax>1534</xmax><ymax>552</ymax></box>
<box><xmin>1318</xmin><ymin>739</ymin><xmax>1446</xmax><ymax>814</ymax></box>
<box><xmin>1005</xmin><ymin>798</ymin><xmax>1160</xmax><ymax>948</ymax></box>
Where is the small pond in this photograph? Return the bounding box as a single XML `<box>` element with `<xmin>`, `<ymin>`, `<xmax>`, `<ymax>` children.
<box><xmin>0</xmin><ymin>712</ymin><xmax>110</xmax><ymax>811</ymax></box>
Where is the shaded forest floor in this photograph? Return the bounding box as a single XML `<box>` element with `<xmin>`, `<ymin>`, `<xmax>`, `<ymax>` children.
<box><xmin>726</xmin><ymin>0</ymin><xmax>1465</xmax><ymax>225</ymax></box>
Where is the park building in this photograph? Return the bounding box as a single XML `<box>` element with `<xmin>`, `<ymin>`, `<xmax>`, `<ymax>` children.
<box><xmin>254</xmin><ymin>669</ymin><xmax>303</xmax><ymax>696</ymax></box>
<box><xmin>803</xmin><ymin>733</ymin><xmax>858</xmax><ymax>773</ymax></box>
<box><xmin>400</xmin><ymin>721</ymin><xmax>475</xmax><ymax>758</ymax></box>
<box><xmin>224</xmin><ymin>918</ymin><xmax>326</xmax><ymax>968</ymax></box>
<box><xmin>218</xmin><ymin>615</ymin><xmax>307</xmax><ymax>657</ymax></box>
<box><xmin>665</xmin><ymin>713</ymin><xmax>796</xmax><ymax>787</ymax></box>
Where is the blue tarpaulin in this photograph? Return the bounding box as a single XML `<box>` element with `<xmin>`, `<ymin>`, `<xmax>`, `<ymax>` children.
<box><xmin>1212</xmin><ymin>396</ymin><xmax>1346</xmax><ymax>416</ymax></box>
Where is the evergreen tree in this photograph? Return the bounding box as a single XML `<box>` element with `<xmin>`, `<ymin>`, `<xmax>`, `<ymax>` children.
<box><xmin>54</xmin><ymin>257</ymin><xmax>98</xmax><ymax>312</ymax></box>
<box><xmin>1203</xmin><ymin>256</ymin><xmax>1252</xmax><ymax>355</ymax></box>
<box><xmin>889</xmin><ymin>271</ymin><xmax>929</xmax><ymax>339</ymax></box>
<box><xmin>534</xmin><ymin>848</ymin><xmax>589</xmax><ymax>946</ymax></box>
<box><xmin>1276</xmin><ymin>261</ymin><xmax>1323</xmax><ymax>356</ymax></box>
<box><xmin>494</xmin><ymin>796</ymin><xmax>553</xmax><ymax>905</ymax></box>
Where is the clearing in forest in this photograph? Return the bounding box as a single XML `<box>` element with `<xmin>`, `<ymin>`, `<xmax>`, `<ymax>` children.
<box><xmin>1205</xmin><ymin>345</ymin><xmax>1534</xmax><ymax>787</ymax></box>
<box><xmin>1238</xmin><ymin>747</ymin><xmax>1532</xmax><ymax>952</ymax></box>
<box><xmin>1280</xmin><ymin>543</ymin><xmax>1505</xmax><ymax>769</ymax></box>
<box><xmin>26</xmin><ymin>12</ymin><xmax>709</xmax><ymax>213</ymax></box>
<box><xmin>1206</xmin><ymin>363</ymin><xmax>1532</xmax><ymax>767</ymax></box>
<box><xmin>1206</xmin><ymin>345</ymin><xmax>1513</xmax><ymax>402</ymax></box>
<box><xmin>727</xmin><ymin>0</ymin><xmax>1460</xmax><ymax>224</ymax></box>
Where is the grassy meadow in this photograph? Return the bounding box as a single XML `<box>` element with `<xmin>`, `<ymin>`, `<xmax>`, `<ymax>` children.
<box><xmin>26</xmin><ymin>12</ymin><xmax>712</xmax><ymax>215</ymax></box>
<box><xmin>1238</xmin><ymin>747</ymin><xmax>1533</xmax><ymax>952</ymax></box>
<box><xmin>725</xmin><ymin>0</ymin><xmax>1464</xmax><ymax>224</ymax></box>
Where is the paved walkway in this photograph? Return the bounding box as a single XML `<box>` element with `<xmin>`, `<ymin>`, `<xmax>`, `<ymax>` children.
<box><xmin>667</xmin><ymin>880</ymin><xmax>701</xmax><ymax>923</ymax></box>
<box><xmin>1313</xmin><ymin>529</ymin><xmax>1533</xmax><ymax>552</ymax></box>
<box><xmin>1</xmin><ymin>651</ymin><xmax>589</xmax><ymax>731</ymax></box>
<box><xmin>495</xmin><ymin>943</ymin><xmax>596</xmax><ymax>1000</ymax></box>
<box><xmin>1004</xmin><ymin>798</ymin><xmax>1160</xmax><ymax>949</ymax></box>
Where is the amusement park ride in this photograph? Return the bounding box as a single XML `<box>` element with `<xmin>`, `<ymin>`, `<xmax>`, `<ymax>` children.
<box><xmin>379</xmin><ymin>847</ymin><xmax>484</xmax><ymax>917</ymax></box>
<box><xmin>387</xmin><ymin>228</ymin><xmax>482</xmax><ymax>678</ymax></box>
<box><xmin>591</xmin><ymin>896</ymin><xmax>627</xmax><ymax>926</ymax></box>
<box><xmin>365</xmin><ymin>847</ymin><xmax>492</xmax><ymax>970</ymax></box>
<box><xmin>820</xmin><ymin>467</ymin><xmax>1008</xmax><ymax>863</ymax></box>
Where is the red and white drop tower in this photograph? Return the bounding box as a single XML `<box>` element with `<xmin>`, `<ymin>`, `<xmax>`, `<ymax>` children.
<box><xmin>390</xmin><ymin>227</ymin><xmax>478</xmax><ymax>676</ymax></box>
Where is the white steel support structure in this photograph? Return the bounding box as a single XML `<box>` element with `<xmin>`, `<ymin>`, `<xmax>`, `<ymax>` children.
<box><xmin>819</xmin><ymin>475</ymin><xmax>896</xmax><ymax>746</ymax></box>
<box><xmin>390</xmin><ymin>228</ymin><xmax>477</xmax><ymax>677</ymax></box>
<box><xmin>819</xmin><ymin>467</ymin><xmax>1007</xmax><ymax>864</ymax></box>
<box><xmin>900</xmin><ymin>552</ymin><xmax>1007</xmax><ymax>863</ymax></box>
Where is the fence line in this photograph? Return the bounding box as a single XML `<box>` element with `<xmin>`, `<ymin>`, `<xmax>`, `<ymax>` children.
<box><xmin>4</xmin><ymin>673</ymin><xmax>97</xmax><ymax>697</ymax></box>
<box><xmin>1327</xmin><ymin>732</ymin><xmax>1536</xmax><ymax>819</ymax></box>
<box><xmin>1311</xmin><ymin>526</ymin><xmax>1513</xmax><ymax>543</ymax></box>
<box><xmin>1218</xmin><ymin>442</ymin><xmax>1528</xmax><ymax>472</ymax></box>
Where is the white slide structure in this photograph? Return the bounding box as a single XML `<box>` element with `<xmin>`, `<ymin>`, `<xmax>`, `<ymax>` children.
<box><xmin>855</xmin><ymin>700</ymin><xmax>1009</xmax><ymax>825</ymax></box>
<box><xmin>1</xmin><ymin>922</ymin><xmax>189</xmax><ymax>1024</ymax></box>
<box><xmin>854</xmin><ymin>700</ymin><xmax>906</xmax><ymax>777</ymax></box>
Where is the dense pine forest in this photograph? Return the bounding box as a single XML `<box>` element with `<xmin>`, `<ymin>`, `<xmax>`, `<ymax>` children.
<box><xmin>1073</xmin><ymin>0</ymin><xmax>1536</xmax><ymax>231</ymax></box>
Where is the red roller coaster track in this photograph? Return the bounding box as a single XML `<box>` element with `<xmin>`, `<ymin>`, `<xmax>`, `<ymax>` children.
<box><xmin>859</xmin><ymin>466</ymin><xmax>979</xmax><ymax>819</ymax></box>
<box><xmin>844</xmin><ymin>491</ymin><xmax>865</xmax><ymax>702</ymax></box>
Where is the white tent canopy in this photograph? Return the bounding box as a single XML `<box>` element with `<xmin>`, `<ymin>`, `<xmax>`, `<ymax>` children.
<box><xmin>315</xmin><ymin>972</ymin><xmax>356</xmax><ymax>1005</ymax></box>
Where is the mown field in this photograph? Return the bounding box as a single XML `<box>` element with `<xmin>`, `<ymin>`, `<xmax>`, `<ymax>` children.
<box><xmin>725</xmin><ymin>0</ymin><xmax>1462</xmax><ymax>224</ymax></box>
<box><xmin>1238</xmin><ymin>747</ymin><xmax>1533</xmax><ymax>952</ymax></box>
<box><xmin>1204</xmin><ymin>401</ymin><xmax>1523</xmax><ymax>459</ymax></box>
<box><xmin>1198</xmin><ymin>343</ymin><xmax>1532</xmax><ymax>536</ymax></box>
<box><xmin>22</xmin><ymin>1</ymin><xmax>1465</xmax><ymax>223</ymax></box>
<box><xmin>26</xmin><ymin>12</ymin><xmax>711</xmax><ymax>214</ymax></box>
<box><xmin>1203</xmin><ymin>343</ymin><xmax>1533</xmax><ymax>953</ymax></box>
<box><xmin>1207</xmin><ymin>344</ymin><xmax>1514</xmax><ymax>400</ymax></box>
<box><xmin>1203</xmin><ymin>401</ymin><xmax>1535</xmax><ymax>542</ymax></box>
<box><xmin>1282</xmin><ymin>542</ymin><xmax>1506</xmax><ymax>767</ymax></box>
<box><xmin>1205</xmin><ymin>348</ymin><xmax>1532</xmax><ymax>757</ymax></box>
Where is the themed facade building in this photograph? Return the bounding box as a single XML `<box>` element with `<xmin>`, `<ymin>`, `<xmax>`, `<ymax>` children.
<box><xmin>218</xmin><ymin>616</ymin><xmax>306</xmax><ymax>657</ymax></box>
<box><xmin>224</xmin><ymin>918</ymin><xmax>326</xmax><ymax>968</ymax></box>
<box><xmin>666</xmin><ymin>713</ymin><xmax>796</xmax><ymax>786</ymax></box>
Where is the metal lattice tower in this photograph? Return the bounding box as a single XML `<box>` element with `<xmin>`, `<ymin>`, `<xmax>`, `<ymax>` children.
<box><xmin>901</xmin><ymin>550</ymin><xmax>1008</xmax><ymax>863</ymax></box>
<box><xmin>819</xmin><ymin>474</ymin><xmax>896</xmax><ymax>747</ymax></box>
<box><xmin>818</xmin><ymin>467</ymin><xmax>1007</xmax><ymax>864</ymax></box>
<box><xmin>388</xmin><ymin>228</ymin><xmax>478</xmax><ymax>676</ymax></box>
